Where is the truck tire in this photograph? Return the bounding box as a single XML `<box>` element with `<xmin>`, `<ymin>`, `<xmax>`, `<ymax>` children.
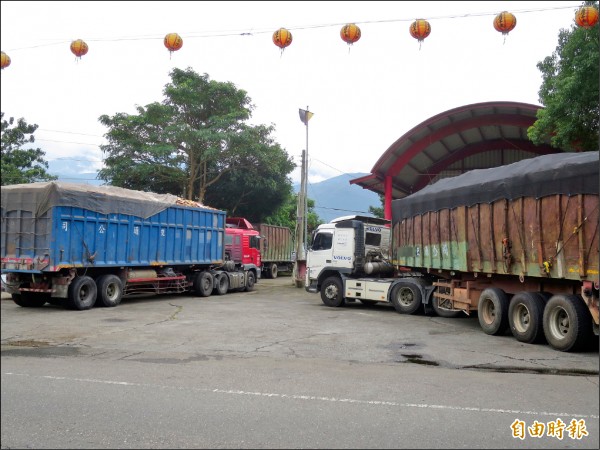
<box><xmin>390</xmin><ymin>281</ymin><xmax>422</xmax><ymax>314</ymax></box>
<box><xmin>477</xmin><ymin>288</ymin><xmax>509</xmax><ymax>335</ymax></box>
<box><xmin>95</xmin><ymin>274</ymin><xmax>123</xmax><ymax>307</ymax></box>
<box><xmin>194</xmin><ymin>271</ymin><xmax>213</xmax><ymax>297</ymax></box>
<box><xmin>269</xmin><ymin>263</ymin><xmax>278</xmax><ymax>279</ymax></box>
<box><xmin>214</xmin><ymin>273</ymin><xmax>229</xmax><ymax>295</ymax></box>
<box><xmin>244</xmin><ymin>271</ymin><xmax>256</xmax><ymax>292</ymax></box>
<box><xmin>508</xmin><ymin>291</ymin><xmax>546</xmax><ymax>344</ymax></box>
<box><xmin>67</xmin><ymin>276</ymin><xmax>97</xmax><ymax>310</ymax></box>
<box><xmin>431</xmin><ymin>295</ymin><xmax>462</xmax><ymax>318</ymax></box>
<box><xmin>320</xmin><ymin>276</ymin><xmax>345</xmax><ymax>307</ymax></box>
<box><xmin>11</xmin><ymin>292</ymin><xmax>47</xmax><ymax>308</ymax></box>
<box><xmin>543</xmin><ymin>294</ymin><xmax>592</xmax><ymax>352</ymax></box>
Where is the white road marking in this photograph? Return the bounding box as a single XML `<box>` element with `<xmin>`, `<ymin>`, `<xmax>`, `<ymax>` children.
<box><xmin>4</xmin><ymin>372</ymin><xmax>599</xmax><ymax>419</ymax></box>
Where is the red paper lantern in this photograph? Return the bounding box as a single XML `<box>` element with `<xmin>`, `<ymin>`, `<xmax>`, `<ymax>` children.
<box><xmin>575</xmin><ymin>6</ymin><xmax>599</xmax><ymax>29</ymax></box>
<box><xmin>164</xmin><ymin>33</ymin><xmax>183</xmax><ymax>57</ymax></box>
<box><xmin>273</xmin><ymin>28</ymin><xmax>292</xmax><ymax>53</ymax></box>
<box><xmin>409</xmin><ymin>19</ymin><xmax>431</xmax><ymax>49</ymax></box>
<box><xmin>70</xmin><ymin>39</ymin><xmax>88</xmax><ymax>59</ymax></box>
<box><xmin>1</xmin><ymin>51</ymin><xmax>11</xmax><ymax>70</ymax></box>
<box><xmin>494</xmin><ymin>11</ymin><xmax>517</xmax><ymax>36</ymax></box>
<box><xmin>340</xmin><ymin>23</ymin><xmax>361</xmax><ymax>46</ymax></box>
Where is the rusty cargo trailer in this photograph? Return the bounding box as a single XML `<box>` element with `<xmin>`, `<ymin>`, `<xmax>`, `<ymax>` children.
<box><xmin>391</xmin><ymin>151</ymin><xmax>599</xmax><ymax>351</ymax></box>
<box><xmin>258</xmin><ymin>223</ymin><xmax>295</xmax><ymax>278</ymax></box>
<box><xmin>1</xmin><ymin>182</ymin><xmax>257</xmax><ymax>310</ymax></box>
<box><xmin>306</xmin><ymin>152</ymin><xmax>598</xmax><ymax>352</ymax></box>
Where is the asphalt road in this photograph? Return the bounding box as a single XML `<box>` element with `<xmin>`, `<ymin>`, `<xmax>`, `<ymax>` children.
<box><xmin>1</xmin><ymin>276</ymin><xmax>598</xmax><ymax>449</ymax></box>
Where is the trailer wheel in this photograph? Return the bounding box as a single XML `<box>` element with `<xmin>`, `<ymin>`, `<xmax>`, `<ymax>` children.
<box><xmin>244</xmin><ymin>271</ymin><xmax>256</xmax><ymax>292</ymax></box>
<box><xmin>320</xmin><ymin>276</ymin><xmax>344</xmax><ymax>307</ymax></box>
<box><xmin>67</xmin><ymin>276</ymin><xmax>97</xmax><ymax>310</ymax></box>
<box><xmin>194</xmin><ymin>271</ymin><xmax>213</xmax><ymax>297</ymax></box>
<box><xmin>508</xmin><ymin>292</ymin><xmax>546</xmax><ymax>344</ymax></box>
<box><xmin>477</xmin><ymin>288</ymin><xmax>509</xmax><ymax>335</ymax></box>
<box><xmin>214</xmin><ymin>273</ymin><xmax>229</xmax><ymax>295</ymax></box>
<box><xmin>269</xmin><ymin>263</ymin><xmax>278</xmax><ymax>279</ymax></box>
<box><xmin>11</xmin><ymin>292</ymin><xmax>47</xmax><ymax>308</ymax></box>
<box><xmin>95</xmin><ymin>274</ymin><xmax>123</xmax><ymax>307</ymax></box>
<box><xmin>390</xmin><ymin>281</ymin><xmax>422</xmax><ymax>315</ymax></box>
<box><xmin>543</xmin><ymin>294</ymin><xmax>592</xmax><ymax>352</ymax></box>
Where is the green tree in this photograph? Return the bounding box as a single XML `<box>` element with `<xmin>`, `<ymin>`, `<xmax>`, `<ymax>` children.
<box><xmin>98</xmin><ymin>68</ymin><xmax>295</xmax><ymax>212</ymax></box>
<box><xmin>306</xmin><ymin>198</ymin><xmax>322</xmax><ymax>237</ymax></box>
<box><xmin>0</xmin><ymin>112</ymin><xmax>57</xmax><ymax>185</ymax></box>
<box><xmin>368</xmin><ymin>194</ymin><xmax>385</xmax><ymax>219</ymax></box>
<box><xmin>262</xmin><ymin>184</ymin><xmax>298</xmax><ymax>229</ymax></box>
<box><xmin>263</xmin><ymin>188</ymin><xmax>322</xmax><ymax>242</ymax></box>
<box><xmin>528</xmin><ymin>1</ymin><xmax>599</xmax><ymax>151</ymax></box>
<box><xmin>203</xmin><ymin>124</ymin><xmax>295</xmax><ymax>222</ymax></box>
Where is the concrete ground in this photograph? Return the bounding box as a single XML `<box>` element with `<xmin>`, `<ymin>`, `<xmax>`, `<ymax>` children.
<box><xmin>1</xmin><ymin>275</ymin><xmax>598</xmax><ymax>375</ymax></box>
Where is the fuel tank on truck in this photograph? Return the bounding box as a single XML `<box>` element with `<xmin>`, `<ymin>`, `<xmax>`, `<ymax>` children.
<box><xmin>391</xmin><ymin>152</ymin><xmax>599</xmax><ymax>282</ymax></box>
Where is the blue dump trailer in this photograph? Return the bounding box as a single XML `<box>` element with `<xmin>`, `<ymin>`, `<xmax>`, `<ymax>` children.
<box><xmin>1</xmin><ymin>182</ymin><xmax>258</xmax><ymax>310</ymax></box>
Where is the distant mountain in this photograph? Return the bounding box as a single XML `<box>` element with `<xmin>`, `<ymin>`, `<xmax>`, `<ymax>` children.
<box><xmin>294</xmin><ymin>173</ymin><xmax>382</xmax><ymax>223</ymax></box>
<box><xmin>47</xmin><ymin>162</ymin><xmax>381</xmax><ymax>223</ymax></box>
<box><xmin>48</xmin><ymin>160</ymin><xmax>104</xmax><ymax>186</ymax></box>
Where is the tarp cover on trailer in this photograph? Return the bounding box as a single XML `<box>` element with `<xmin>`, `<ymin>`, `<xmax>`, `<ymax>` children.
<box><xmin>392</xmin><ymin>151</ymin><xmax>599</xmax><ymax>222</ymax></box>
<box><xmin>1</xmin><ymin>182</ymin><xmax>181</xmax><ymax>219</ymax></box>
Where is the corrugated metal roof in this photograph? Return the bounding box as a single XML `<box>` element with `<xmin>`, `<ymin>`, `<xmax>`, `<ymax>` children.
<box><xmin>350</xmin><ymin>101</ymin><xmax>560</xmax><ymax>200</ymax></box>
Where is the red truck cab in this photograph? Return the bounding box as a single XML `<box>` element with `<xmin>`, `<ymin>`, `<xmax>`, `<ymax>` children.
<box><xmin>225</xmin><ymin>217</ymin><xmax>262</xmax><ymax>276</ymax></box>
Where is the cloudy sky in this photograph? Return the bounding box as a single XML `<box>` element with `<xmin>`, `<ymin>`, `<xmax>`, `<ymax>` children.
<box><xmin>0</xmin><ymin>1</ymin><xmax>585</xmax><ymax>185</ymax></box>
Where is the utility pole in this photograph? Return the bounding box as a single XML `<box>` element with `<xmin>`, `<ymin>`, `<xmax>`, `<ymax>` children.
<box><xmin>294</xmin><ymin>106</ymin><xmax>313</xmax><ymax>288</ymax></box>
<box><xmin>303</xmin><ymin>106</ymin><xmax>309</xmax><ymax>256</ymax></box>
<box><xmin>296</xmin><ymin>149</ymin><xmax>306</xmax><ymax>260</ymax></box>
<box><xmin>293</xmin><ymin>149</ymin><xmax>306</xmax><ymax>288</ymax></box>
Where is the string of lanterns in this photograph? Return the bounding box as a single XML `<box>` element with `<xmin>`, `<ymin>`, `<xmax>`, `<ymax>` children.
<box><xmin>1</xmin><ymin>6</ymin><xmax>598</xmax><ymax>70</ymax></box>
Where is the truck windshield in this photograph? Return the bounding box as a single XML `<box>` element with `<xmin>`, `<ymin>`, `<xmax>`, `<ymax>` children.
<box><xmin>365</xmin><ymin>232</ymin><xmax>381</xmax><ymax>246</ymax></box>
<box><xmin>312</xmin><ymin>232</ymin><xmax>332</xmax><ymax>251</ymax></box>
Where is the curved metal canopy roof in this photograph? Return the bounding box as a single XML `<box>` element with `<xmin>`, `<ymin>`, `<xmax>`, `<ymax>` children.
<box><xmin>350</xmin><ymin>101</ymin><xmax>559</xmax><ymax>200</ymax></box>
